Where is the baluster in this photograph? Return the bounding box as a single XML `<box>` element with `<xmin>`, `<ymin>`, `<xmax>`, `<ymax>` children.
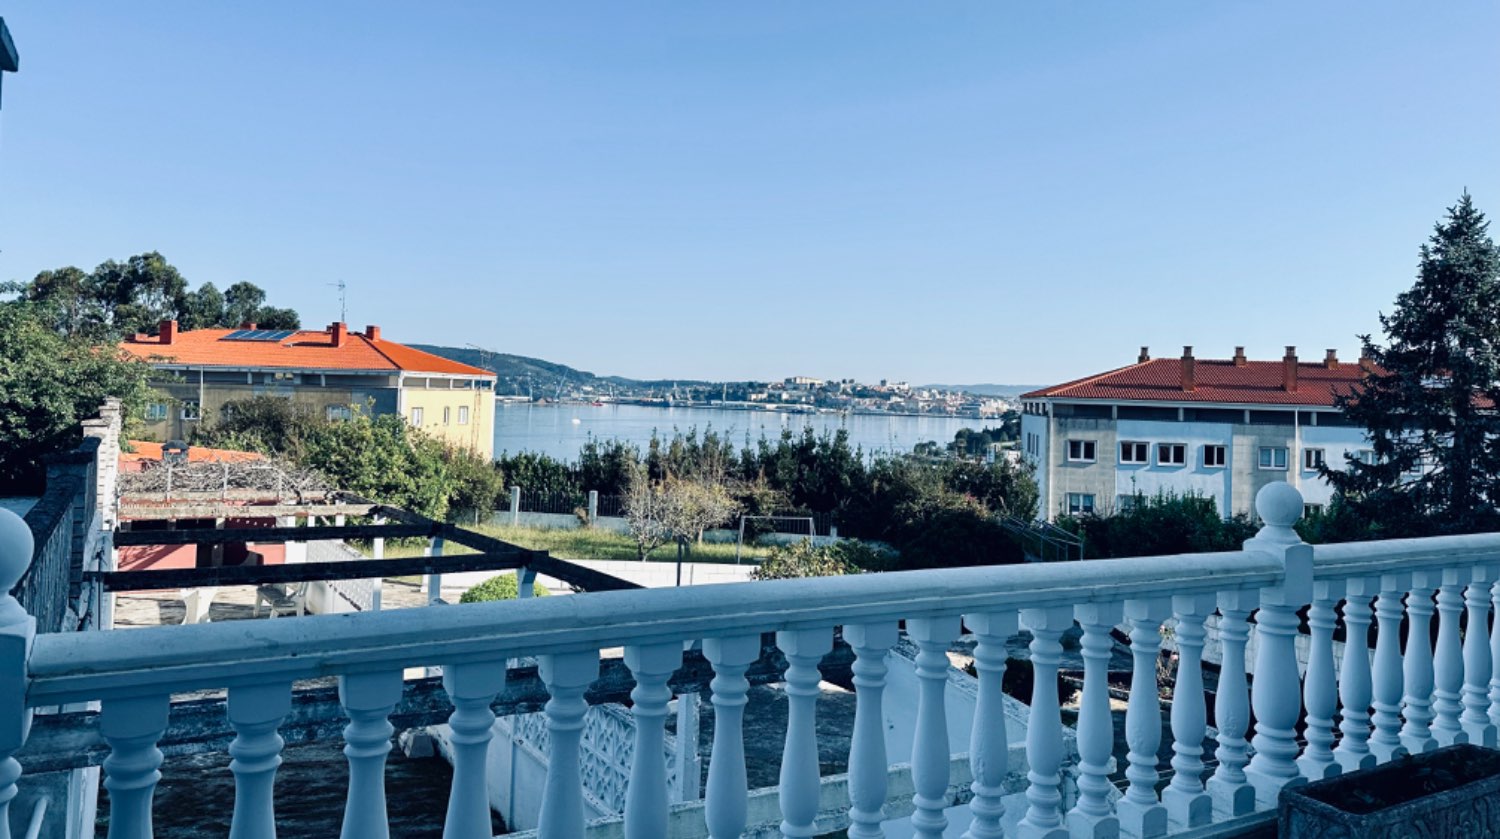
<box><xmin>227</xmin><ymin>683</ymin><xmax>291</xmax><ymax>839</ymax></box>
<box><xmin>1</xmin><ymin>510</ymin><xmax>37</xmax><ymax>839</ymax></box>
<box><xmin>442</xmin><ymin>660</ymin><xmax>507</xmax><ymax>839</ymax></box>
<box><xmin>1370</xmin><ymin>573</ymin><xmax>1409</xmax><ymax>763</ymax></box>
<box><xmin>1017</xmin><ymin>607</ymin><xmax>1071</xmax><ymax>839</ymax></box>
<box><xmin>703</xmin><ymin>635</ymin><xmax>760</xmax><ymax>839</ymax></box>
<box><xmin>1068</xmin><ymin>603</ymin><xmax>1121</xmax><ymax>839</ymax></box>
<box><xmin>624</xmin><ymin>642</ymin><xmax>681</xmax><ymax>839</ymax></box>
<box><xmin>1490</xmin><ymin>578</ymin><xmax>1500</xmax><ymax>735</ymax></box>
<box><xmin>777</xmin><ymin>627</ymin><xmax>833</xmax><ymax>838</ymax></box>
<box><xmin>1165</xmin><ymin>595</ymin><xmax>1214</xmax><ymax>829</ymax></box>
<box><xmin>537</xmin><ymin>651</ymin><xmax>600</xmax><ymax>839</ymax></box>
<box><xmin>1117</xmin><ymin>598</ymin><xmax>1167</xmax><ymax>839</ymax></box>
<box><xmin>964</xmin><ymin>611</ymin><xmax>1018</xmax><ymax>839</ymax></box>
<box><xmin>1297</xmin><ymin>581</ymin><xmax>1342</xmax><ymax>781</ymax></box>
<box><xmin>338</xmin><ymin>670</ymin><xmax>403</xmax><ymax>839</ymax></box>
<box><xmin>844</xmin><ymin>623</ymin><xmax>898</xmax><ymax>839</ymax></box>
<box><xmin>1462</xmin><ymin>570</ymin><xmax>1496</xmax><ymax>747</ymax></box>
<box><xmin>101</xmin><ymin>695</ymin><xmax>171</xmax><ymax>839</ymax></box>
<box><xmin>1399</xmin><ymin>573</ymin><xmax>1438</xmax><ymax>754</ymax></box>
<box><xmin>1333</xmin><ymin>580</ymin><xmax>1377</xmax><ymax>773</ymax></box>
<box><xmin>1207</xmin><ymin>591</ymin><xmax>1257</xmax><ymax>819</ymax></box>
<box><xmin>1431</xmin><ymin>569</ymin><xmax>1468</xmax><ymax>746</ymax></box>
<box><xmin>907</xmin><ymin>617</ymin><xmax>961</xmax><ymax>839</ymax></box>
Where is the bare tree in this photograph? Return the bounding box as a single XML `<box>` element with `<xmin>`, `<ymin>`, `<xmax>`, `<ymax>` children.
<box><xmin>623</xmin><ymin>466</ymin><xmax>673</xmax><ymax>561</ymax></box>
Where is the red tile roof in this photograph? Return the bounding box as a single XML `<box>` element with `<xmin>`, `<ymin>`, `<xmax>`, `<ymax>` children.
<box><xmin>1022</xmin><ymin>357</ymin><xmax>1367</xmax><ymax>407</ymax></box>
<box><xmin>121</xmin><ymin>441</ymin><xmax>264</xmax><ymax>469</ymax></box>
<box><xmin>120</xmin><ymin>324</ymin><xmax>493</xmax><ymax>377</ymax></box>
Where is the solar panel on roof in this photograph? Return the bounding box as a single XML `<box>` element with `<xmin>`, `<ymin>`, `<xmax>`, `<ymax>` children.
<box><xmin>221</xmin><ymin>329</ymin><xmax>296</xmax><ymax>342</ymax></box>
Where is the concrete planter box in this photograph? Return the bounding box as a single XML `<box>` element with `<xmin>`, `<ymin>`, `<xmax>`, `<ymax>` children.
<box><xmin>1279</xmin><ymin>744</ymin><xmax>1500</xmax><ymax>838</ymax></box>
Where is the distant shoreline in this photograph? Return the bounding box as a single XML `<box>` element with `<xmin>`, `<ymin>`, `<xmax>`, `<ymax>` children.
<box><xmin>494</xmin><ymin>398</ymin><xmax>1001</xmax><ymax>422</ymax></box>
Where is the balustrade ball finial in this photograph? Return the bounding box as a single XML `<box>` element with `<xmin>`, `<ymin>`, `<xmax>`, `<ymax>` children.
<box><xmin>0</xmin><ymin>508</ymin><xmax>34</xmax><ymax>597</ymax></box>
<box><xmin>1255</xmin><ymin>482</ymin><xmax>1303</xmax><ymax>529</ymax></box>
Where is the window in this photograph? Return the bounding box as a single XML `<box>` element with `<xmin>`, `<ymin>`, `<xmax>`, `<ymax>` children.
<box><xmin>144</xmin><ymin>402</ymin><xmax>169</xmax><ymax>422</ymax></box>
<box><xmin>443</xmin><ymin>406</ymin><xmax>452</xmax><ymax>425</ymax></box>
<box><xmin>1118</xmin><ymin>494</ymin><xmax>1143</xmax><ymax>512</ymax></box>
<box><xmin>1357</xmin><ymin>449</ymin><xmax>1377</xmax><ymax>466</ymax></box>
<box><xmin>1259</xmin><ymin>447</ymin><xmax>1289</xmax><ymax>470</ymax></box>
<box><xmin>1203</xmin><ymin>445</ymin><xmax>1227</xmax><ymax>467</ymax></box>
<box><xmin>458</xmin><ymin>405</ymin><xmax>470</xmax><ymax>425</ymax></box>
<box><xmin>1067</xmin><ymin>440</ymin><xmax>1097</xmax><ymax>462</ymax></box>
<box><xmin>326</xmin><ymin>404</ymin><xmax>353</xmax><ymax>421</ymax></box>
<box><xmin>1157</xmin><ymin>443</ymin><xmax>1186</xmax><ymax>466</ymax></box>
<box><xmin>1407</xmin><ymin>455</ymin><xmax>1424</xmax><ymax>475</ymax></box>
<box><xmin>1066</xmin><ymin>493</ymin><xmax>1096</xmax><ymax>515</ymax></box>
<box><xmin>1120</xmin><ymin>442</ymin><xmax>1148</xmax><ymax>464</ymax></box>
<box><xmin>1304</xmin><ymin>448</ymin><xmax>1325</xmax><ymax>471</ymax></box>
<box><xmin>1304</xmin><ymin>503</ymin><xmax>1325</xmax><ymax>518</ymax></box>
<box><xmin>180</xmin><ymin>401</ymin><xmax>201</xmax><ymax>421</ymax></box>
<box><xmin>411</xmin><ymin>407</ymin><xmax>424</xmax><ymax>426</ymax></box>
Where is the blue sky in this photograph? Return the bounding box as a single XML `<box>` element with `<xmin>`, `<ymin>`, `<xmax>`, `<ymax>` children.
<box><xmin>0</xmin><ymin>3</ymin><xmax>1496</xmax><ymax>385</ymax></box>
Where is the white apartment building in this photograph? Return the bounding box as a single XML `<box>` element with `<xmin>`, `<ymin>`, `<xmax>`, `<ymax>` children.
<box><xmin>1021</xmin><ymin>346</ymin><xmax>1374</xmax><ymax>521</ymax></box>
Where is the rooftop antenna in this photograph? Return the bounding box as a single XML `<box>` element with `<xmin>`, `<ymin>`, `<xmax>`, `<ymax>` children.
<box><xmin>328</xmin><ymin>279</ymin><xmax>347</xmax><ymax>324</ymax></box>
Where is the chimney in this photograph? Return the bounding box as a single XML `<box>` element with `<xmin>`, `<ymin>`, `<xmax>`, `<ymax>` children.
<box><xmin>364</xmin><ymin>325</ymin><xmax>381</xmax><ymax>341</ymax></box>
<box><xmin>158</xmin><ymin>320</ymin><xmax>177</xmax><ymax>345</ymax></box>
<box><xmin>1283</xmin><ymin>346</ymin><xmax>1299</xmax><ymax>392</ymax></box>
<box><xmin>239</xmin><ymin>321</ymin><xmax>257</xmax><ymax>330</ymax></box>
<box><xmin>1360</xmin><ymin>351</ymin><xmax>1375</xmax><ymax>373</ymax></box>
<box><xmin>330</xmin><ymin>322</ymin><xmax>347</xmax><ymax>348</ymax></box>
<box><xmin>1324</xmin><ymin>348</ymin><xmax>1339</xmax><ymax>369</ymax></box>
<box><xmin>1180</xmin><ymin>346</ymin><xmax>1196</xmax><ymax>392</ymax></box>
<box><xmin>1138</xmin><ymin>346</ymin><xmax>1151</xmax><ymax>364</ymax></box>
<box><xmin>1233</xmin><ymin>346</ymin><xmax>1247</xmax><ymax>367</ymax></box>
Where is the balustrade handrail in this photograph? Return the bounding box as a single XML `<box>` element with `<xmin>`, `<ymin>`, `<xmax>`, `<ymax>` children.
<box><xmin>26</xmin><ymin>548</ymin><xmax>1277</xmax><ymax>707</ymax></box>
<box><xmin>1312</xmin><ymin>530</ymin><xmax>1500</xmax><ymax>577</ymax></box>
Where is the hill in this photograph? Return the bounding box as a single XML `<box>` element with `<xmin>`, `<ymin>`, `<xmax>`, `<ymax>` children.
<box><xmin>917</xmin><ymin>383</ymin><xmax>1042</xmax><ymax>398</ymax></box>
<box><xmin>411</xmin><ymin>345</ymin><xmax>713</xmax><ymax>393</ymax></box>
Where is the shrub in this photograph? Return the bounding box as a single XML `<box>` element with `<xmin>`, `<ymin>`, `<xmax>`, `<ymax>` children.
<box><xmin>459</xmin><ymin>573</ymin><xmax>550</xmax><ymax>603</ymax></box>
<box><xmin>752</xmin><ymin>539</ymin><xmax>865</xmax><ymax>580</ymax></box>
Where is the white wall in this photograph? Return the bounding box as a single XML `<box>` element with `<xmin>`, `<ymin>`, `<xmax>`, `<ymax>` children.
<box><xmin>1296</xmin><ymin>425</ymin><xmax>1371</xmax><ymax>507</ymax></box>
<box><xmin>1114</xmin><ymin>419</ymin><xmax>1235</xmax><ymax>514</ymax></box>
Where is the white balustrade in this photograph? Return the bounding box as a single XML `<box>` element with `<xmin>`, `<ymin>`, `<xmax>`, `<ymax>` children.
<box><xmin>1068</xmin><ymin>602</ymin><xmax>1121</xmax><ymax>839</ymax></box>
<box><xmin>907</xmin><ymin>616</ymin><xmax>961</xmax><ymax>839</ymax></box>
<box><xmin>1164</xmin><ymin>595</ymin><xmax>1213</xmax><ymax>830</ymax></box>
<box><xmin>623</xmin><ymin>642</ymin><xmax>681</xmax><ymax>839</ymax></box>
<box><xmin>703</xmin><ymin>635</ymin><xmax>759</xmax><ymax>839</ymax></box>
<box><xmin>1399</xmin><ymin>573</ymin><xmax>1438</xmax><ymax>754</ymax></box>
<box><xmin>964</xmin><ymin>611</ymin><xmax>1017</xmax><ymax>839</ymax></box>
<box><xmin>1431</xmin><ymin>569</ymin><xmax>1467</xmax><ymax>746</ymax></box>
<box><xmin>844</xmin><ymin>622</ymin><xmax>897</xmax><ymax>839</ymax></box>
<box><xmin>1017</xmin><ymin>606</ymin><xmax>1071</xmax><ymax>839</ymax></box>
<box><xmin>16</xmin><ymin>489</ymin><xmax>1500</xmax><ymax>839</ymax></box>
<box><xmin>227</xmin><ymin>682</ymin><xmax>292</xmax><ymax>839</ymax></box>
<box><xmin>1118</xmin><ymin>598</ymin><xmax>1167</xmax><ymax>839</ymax></box>
<box><xmin>100</xmin><ymin>695</ymin><xmax>171</xmax><ymax>839</ymax></box>
<box><xmin>442</xmin><ymin>660</ymin><xmax>507</xmax><ymax>839</ymax></box>
<box><xmin>338</xmin><ymin>670</ymin><xmax>403</xmax><ymax>839</ymax></box>
<box><xmin>1206</xmin><ymin>591</ymin><xmax>1256</xmax><ymax>819</ymax></box>
<box><xmin>0</xmin><ymin>509</ymin><xmax>35</xmax><ymax>839</ymax></box>
<box><xmin>1463</xmin><ymin>570</ymin><xmax>1496</xmax><ymax>747</ymax></box>
<box><xmin>1296</xmin><ymin>580</ymin><xmax>1341</xmax><ymax>781</ymax></box>
<box><xmin>1369</xmin><ymin>573</ymin><xmax>1409</xmax><ymax>762</ymax></box>
<box><xmin>537</xmin><ymin>650</ymin><xmax>600</xmax><ymax>839</ymax></box>
<box><xmin>1333</xmin><ymin>579</ymin><xmax>1376</xmax><ymax>773</ymax></box>
<box><xmin>777</xmin><ymin>627</ymin><xmax>833</xmax><ymax>838</ymax></box>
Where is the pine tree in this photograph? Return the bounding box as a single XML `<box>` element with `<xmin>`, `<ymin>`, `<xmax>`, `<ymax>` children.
<box><xmin>1325</xmin><ymin>192</ymin><xmax>1500</xmax><ymax>536</ymax></box>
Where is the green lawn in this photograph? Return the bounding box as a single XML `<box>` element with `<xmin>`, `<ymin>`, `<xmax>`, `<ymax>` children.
<box><xmin>367</xmin><ymin>524</ymin><xmax>769</xmax><ymax>564</ymax></box>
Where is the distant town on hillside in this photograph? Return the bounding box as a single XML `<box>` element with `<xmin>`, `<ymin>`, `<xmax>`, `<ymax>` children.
<box><xmin>413</xmin><ymin>344</ymin><xmax>1037</xmax><ymax>418</ymax></box>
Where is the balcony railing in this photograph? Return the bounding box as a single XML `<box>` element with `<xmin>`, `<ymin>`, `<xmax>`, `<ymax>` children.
<box><xmin>2</xmin><ymin>482</ymin><xmax>1500</xmax><ymax>838</ymax></box>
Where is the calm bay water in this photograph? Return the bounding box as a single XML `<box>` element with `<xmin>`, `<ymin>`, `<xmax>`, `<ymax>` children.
<box><xmin>492</xmin><ymin>403</ymin><xmax>982</xmax><ymax>462</ymax></box>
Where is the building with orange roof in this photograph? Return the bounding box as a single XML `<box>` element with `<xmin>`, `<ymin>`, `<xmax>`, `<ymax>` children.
<box><xmin>120</xmin><ymin>320</ymin><xmax>497</xmax><ymax>458</ymax></box>
<box><xmin>1019</xmin><ymin>346</ymin><xmax>1373</xmax><ymax>521</ymax></box>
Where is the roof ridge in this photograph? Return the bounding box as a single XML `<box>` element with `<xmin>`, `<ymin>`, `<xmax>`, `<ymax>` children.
<box><xmin>359</xmin><ymin>333</ymin><xmax>402</xmax><ymax>368</ymax></box>
<box><xmin>1044</xmin><ymin>360</ymin><xmax>1150</xmax><ymax>396</ymax></box>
